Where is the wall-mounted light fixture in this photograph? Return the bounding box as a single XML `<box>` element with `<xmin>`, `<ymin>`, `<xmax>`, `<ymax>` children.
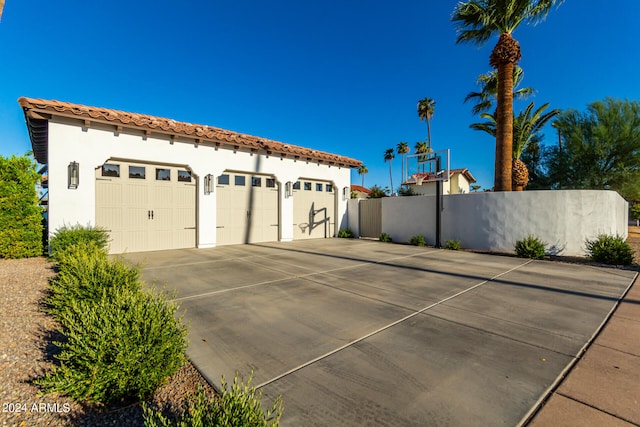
<box><xmin>342</xmin><ymin>186</ymin><xmax>349</xmax><ymax>201</ymax></box>
<box><xmin>68</xmin><ymin>161</ymin><xmax>79</xmax><ymax>189</ymax></box>
<box><xmin>285</xmin><ymin>181</ymin><xmax>293</xmax><ymax>198</ymax></box>
<box><xmin>204</xmin><ymin>174</ymin><xmax>214</xmax><ymax>195</ymax></box>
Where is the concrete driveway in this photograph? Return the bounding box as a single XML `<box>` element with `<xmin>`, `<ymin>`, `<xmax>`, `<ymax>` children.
<box><xmin>125</xmin><ymin>239</ymin><xmax>636</xmax><ymax>426</ymax></box>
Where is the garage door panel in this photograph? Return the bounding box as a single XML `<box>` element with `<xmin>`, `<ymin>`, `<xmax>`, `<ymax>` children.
<box><xmin>96</xmin><ymin>161</ymin><xmax>196</xmax><ymax>254</ymax></box>
<box><xmin>216</xmin><ymin>173</ymin><xmax>279</xmax><ymax>246</ymax></box>
<box><xmin>293</xmin><ymin>180</ymin><xmax>335</xmax><ymax>239</ymax></box>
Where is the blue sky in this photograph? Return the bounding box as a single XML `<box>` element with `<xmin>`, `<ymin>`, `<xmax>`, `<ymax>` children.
<box><xmin>1</xmin><ymin>1</ymin><xmax>639</xmax><ymax>190</ymax></box>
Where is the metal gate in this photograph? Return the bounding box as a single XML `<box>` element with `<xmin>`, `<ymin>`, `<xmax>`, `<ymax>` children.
<box><xmin>358</xmin><ymin>198</ymin><xmax>382</xmax><ymax>238</ymax></box>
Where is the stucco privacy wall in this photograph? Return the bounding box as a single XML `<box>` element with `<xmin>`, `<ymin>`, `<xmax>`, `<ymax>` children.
<box><xmin>47</xmin><ymin>119</ymin><xmax>352</xmax><ymax>247</ymax></box>
<box><xmin>365</xmin><ymin>190</ymin><xmax>628</xmax><ymax>256</ymax></box>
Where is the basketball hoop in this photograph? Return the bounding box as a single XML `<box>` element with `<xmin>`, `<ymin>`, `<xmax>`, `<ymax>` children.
<box><xmin>411</xmin><ymin>174</ymin><xmax>425</xmax><ymax>186</ymax></box>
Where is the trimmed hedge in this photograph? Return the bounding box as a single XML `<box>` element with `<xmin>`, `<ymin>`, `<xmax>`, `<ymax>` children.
<box><xmin>49</xmin><ymin>224</ymin><xmax>109</xmax><ymax>260</ymax></box>
<box><xmin>39</xmin><ymin>226</ymin><xmax>188</xmax><ymax>406</ymax></box>
<box><xmin>0</xmin><ymin>154</ymin><xmax>43</xmax><ymax>258</ymax></box>
<box><xmin>37</xmin><ymin>286</ymin><xmax>187</xmax><ymax>405</ymax></box>
<box><xmin>47</xmin><ymin>241</ymin><xmax>141</xmax><ymax>316</ymax></box>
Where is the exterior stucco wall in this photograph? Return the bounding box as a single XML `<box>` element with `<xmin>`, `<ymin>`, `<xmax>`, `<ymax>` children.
<box><xmin>377</xmin><ymin>190</ymin><xmax>627</xmax><ymax>256</ymax></box>
<box><xmin>47</xmin><ymin>120</ymin><xmax>352</xmax><ymax>248</ymax></box>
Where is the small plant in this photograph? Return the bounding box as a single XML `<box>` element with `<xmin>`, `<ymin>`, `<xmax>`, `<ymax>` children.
<box><xmin>143</xmin><ymin>373</ymin><xmax>283</xmax><ymax>427</ymax></box>
<box><xmin>409</xmin><ymin>234</ymin><xmax>426</xmax><ymax>247</ymax></box>
<box><xmin>37</xmin><ymin>286</ymin><xmax>188</xmax><ymax>406</ymax></box>
<box><xmin>444</xmin><ymin>240</ymin><xmax>461</xmax><ymax>250</ymax></box>
<box><xmin>585</xmin><ymin>234</ymin><xmax>634</xmax><ymax>266</ymax></box>
<box><xmin>49</xmin><ymin>224</ymin><xmax>109</xmax><ymax>260</ymax></box>
<box><xmin>379</xmin><ymin>233</ymin><xmax>392</xmax><ymax>242</ymax></box>
<box><xmin>338</xmin><ymin>228</ymin><xmax>355</xmax><ymax>238</ymax></box>
<box><xmin>515</xmin><ymin>235</ymin><xmax>546</xmax><ymax>259</ymax></box>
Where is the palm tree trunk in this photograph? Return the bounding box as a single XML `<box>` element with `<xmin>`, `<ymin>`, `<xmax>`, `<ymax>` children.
<box><xmin>495</xmin><ymin>61</ymin><xmax>514</xmax><ymax>191</ymax></box>
<box><xmin>362</xmin><ymin>174</ymin><xmax>365</xmax><ymax>188</ymax></box>
<box><xmin>427</xmin><ymin>120</ymin><xmax>432</xmax><ymax>149</ymax></box>
<box><xmin>389</xmin><ymin>163</ymin><xmax>394</xmax><ymax>195</ymax></box>
<box><xmin>490</xmin><ymin>32</ymin><xmax>520</xmax><ymax>192</ymax></box>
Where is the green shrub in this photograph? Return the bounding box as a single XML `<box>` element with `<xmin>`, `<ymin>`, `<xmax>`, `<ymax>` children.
<box><xmin>409</xmin><ymin>234</ymin><xmax>426</xmax><ymax>246</ymax></box>
<box><xmin>49</xmin><ymin>224</ymin><xmax>109</xmax><ymax>260</ymax></box>
<box><xmin>515</xmin><ymin>235</ymin><xmax>547</xmax><ymax>259</ymax></box>
<box><xmin>144</xmin><ymin>373</ymin><xmax>283</xmax><ymax>427</ymax></box>
<box><xmin>444</xmin><ymin>240</ymin><xmax>461</xmax><ymax>250</ymax></box>
<box><xmin>0</xmin><ymin>154</ymin><xmax>43</xmax><ymax>258</ymax></box>
<box><xmin>338</xmin><ymin>228</ymin><xmax>355</xmax><ymax>238</ymax></box>
<box><xmin>47</xmin><ymin>241</ymin><xmax>141</xmax><ymax>316</ymax></box>
<box><xmin>379</xmin><ymin>233</ymin><xmax>392</xmax><ymax>242</ymax></box>
<box><xmin>37</xmin><ymin>286</ymin><xmax>187</xmax><ymax>406</ymax></box>
<box><xmin>585</xmin><ymin>234</ymin><xmax>634</xmax><ymax>265</ymax></box>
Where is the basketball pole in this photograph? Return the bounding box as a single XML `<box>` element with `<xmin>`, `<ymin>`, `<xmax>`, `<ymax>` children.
<box><xmin>435</xmin><ymin>155</ymin><xmax>442</xmax><ymax>248</ymax></box>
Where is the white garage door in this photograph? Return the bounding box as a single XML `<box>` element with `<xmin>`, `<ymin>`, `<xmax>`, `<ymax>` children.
<box><xmin>95</xmin><ymin>161</ymin><xmax>196</xmax><ymax>254</ymax></box>
<box><xmin>216</xmin><ymin>172</ymin><xmax>279</xmax><ymax>245</ymax></box>
<box><xmin>293</xmin><ymin>180</ymin><xmax>335</xmax><ymax>239</ymax></box>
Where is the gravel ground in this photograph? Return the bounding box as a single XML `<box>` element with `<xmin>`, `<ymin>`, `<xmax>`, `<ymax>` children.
<box><xmin>2</xmin><ymin>232</ymin><xmax>640</xmax><ymax>426</ymax></box>
<box><xmin>0</xmin><ymin>257</ymin><xmax>215</xmax><ymax>427</ymax></box>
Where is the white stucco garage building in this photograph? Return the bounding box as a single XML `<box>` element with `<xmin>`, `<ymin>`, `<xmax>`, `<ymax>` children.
<box><xmin>20</xmin><ymin>98</ymin><xmax>361</xmax><ymax>254</ymax></box>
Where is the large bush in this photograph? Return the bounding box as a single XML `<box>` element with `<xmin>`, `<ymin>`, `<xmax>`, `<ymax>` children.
<box><xmin>585</xmin><ymin>234</ymin><xmax>634</xmax><ymax>266</ymax></box>
<box><xmin>49</xmin><ymin>224</ymin><xmax>109</xmax><ymax>260</ymax></box>
<box><xmin>37</xmin><ymin>285</ymin><xmax>187</xmax><ymax>406</ymax></box>
<box><xmin>144</xmin><ymin>374</ymin><xmax>283</xmax><ymax>427</ymax></box>
<box><xmin>0</xmin><ymin>154</ymin><xmax>43</xmax><ymax>258</ymax></box>
<box><xmin>47</xmin><ymin>241</ymin><xmax>141</xmax><ymax>316</ymax></box>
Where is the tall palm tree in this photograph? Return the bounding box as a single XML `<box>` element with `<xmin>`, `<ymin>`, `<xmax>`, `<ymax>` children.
<box><xmin>470</xmin><ymin>101</ymin><xmax>560</xmax><ymax>190</ymax></box>
<box><xmin>358</xmin><ymin>164</ymin><xmax>368</xmax><ymax>188</ymax></box>
<box><xmin>464</xmin><ymin>65</ymin><xmax>533</xmax><ymax>115</ymax></box>
<box><xmin>396</xmin><ymin>141</ymin><xmax>410</xmax><ymax>184</ymax></box>
<box><xmin>417</xmin><ymin>97</ymin><xmax>436</xmax><ymax>149</ymax></box>
<box><xmin>452</xmin><ymin>0</ymin><xmax>564</xmax><ymax>191</ymax></box>
<box><xmin>414</xmin><ymin>140</ymin><xmax>432</xmax><ymax>173</ymax></box>
<box><xmin>384</xmin><ymin>148</ymin><xmax>395</xmax><ymax>194</ymax></box>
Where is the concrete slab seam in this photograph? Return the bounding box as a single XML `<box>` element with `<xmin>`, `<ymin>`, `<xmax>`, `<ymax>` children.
<box><xmin>172</xmin><ymin>248</ymin><xmax>445</xmax><ymax>303</ymax></box>
<box><xmin>553</xmin><ymin>391</ymin><xmax>638</xmax><ymax>426</ymax></box>
<box><xmin>254</xmin><ymin>259</ymin><xmax>534</xmax><ymax>390</ymax></box>
<box><xmin>518</xmin><ymin>270</ymin><xmax>639</xmax><ymax>426</ymax></box>
<box><xmin>239</xmin><ymin>245</ymin><xmax>444</xmax><ymax>278</ymax></box>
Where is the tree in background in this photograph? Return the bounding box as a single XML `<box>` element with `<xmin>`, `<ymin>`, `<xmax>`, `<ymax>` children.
<box><xmin>396</xmin><ymin>142</ymin><xmax>410</xmax><ymax>185</ymax></box>
<box><xmin>368</xmin><ymin>185</ymin><xmax>388</xmax><ymax>198</ymax></box>
<box><xmin>417</xmin><ymin>97</ymin><xmax>436</xmax><ymax>149</ymax></box>
<box><xmin>471</xmin><ymin>101</ymin><xmax>560</xmax><ymax>190</ymax></box>
<box><xmin>464</xmin><ymin>65</ymin><xmax>533</xmax><ymax>116</ymax></box>
<box><xmin>384</xmin><ymin>148</ymin><xmax>395</xmax><ymax>194</ymax></box>
<box><xmin>452</xmin><ymin>0</ymin><xmax>564</xmax><ymax>191</ymax></box>
<box><xmin>0</xmin><ymin>154</ymin><xmax>43</xmax><ymax>258</ymax></box>
<box><xmin>414</xmin><ymin>140</ymin><xmax>432</xmax><ymax>173</ymax></box>
<box><xmin>357</xmin><ymin>164</ymin><xmax>368</xmax><ymax>187</ymax></box>
<box><xmin>544</xmin><ymin>98</ymin><xmax>640</xmax><ymax>200</ymax></box>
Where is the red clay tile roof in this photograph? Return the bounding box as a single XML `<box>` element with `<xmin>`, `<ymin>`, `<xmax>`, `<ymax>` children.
<box><xmin>18</xmin><ymin>97</ymin><xmax>362</xmax><ymax>167</ymax></box>
<box><xmin>403</xmin><ymin>168</ymin><xmax>477</xmax><ymax>185</ymax></box>
<box><xmin>350</xmin><ymin>184</ymin><xmax>371</xmax><ymax>194</ymax></box>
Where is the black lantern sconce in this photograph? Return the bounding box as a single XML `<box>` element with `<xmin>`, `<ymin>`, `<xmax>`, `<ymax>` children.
<box><xmin>68</xmin><ymin>161</ymin><xmax>79</xmax><ymax>189</ymax></box>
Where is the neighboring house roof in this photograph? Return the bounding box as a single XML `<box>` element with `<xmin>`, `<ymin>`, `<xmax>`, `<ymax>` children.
<box><xmin>18</xmin><ymin>97</ymin><xmax>362</xmax><ymax>168</ymax></box>
<box><xmin>350</xmin><ymin>184</ymin><xmax>371</xmax><ymax>195</ymax></box>
<box><xmin>403</xmin><ymin>168</ymin><xmax>477</xmax><ymax>185</ymax></box>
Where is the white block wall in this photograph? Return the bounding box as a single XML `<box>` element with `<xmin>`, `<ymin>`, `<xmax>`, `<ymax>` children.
<box><xmin>353</xmin><ymin>190</ymin><xmax>628</xmax><ymax>256</ymax></box>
